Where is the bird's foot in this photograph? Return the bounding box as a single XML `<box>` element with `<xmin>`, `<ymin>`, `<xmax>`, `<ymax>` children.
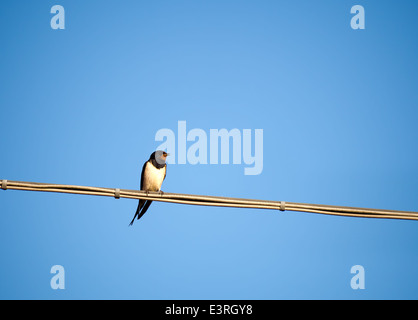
<box><xmin>159</xmin><ymin>190</ymin><xmax>164</xmax><ymax>196</ymax></box>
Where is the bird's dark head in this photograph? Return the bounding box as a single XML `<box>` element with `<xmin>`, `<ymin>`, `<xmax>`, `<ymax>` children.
<box><xmin>150</xmin><ymin>150</ymin><xmax>169</xmax><ymax>167</ymax></box>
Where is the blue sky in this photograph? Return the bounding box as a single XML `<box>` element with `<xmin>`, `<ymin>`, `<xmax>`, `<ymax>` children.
<box><xmin>0</xmin><ymin>0</ymin><xmax>417</xmax><ymax>299</ymax></box>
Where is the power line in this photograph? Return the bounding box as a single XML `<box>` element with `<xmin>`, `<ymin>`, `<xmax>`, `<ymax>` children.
<box><xmin>1</xmin><ymin>179</ymin><xmax>417</xmax><ymax>221</ymax></box>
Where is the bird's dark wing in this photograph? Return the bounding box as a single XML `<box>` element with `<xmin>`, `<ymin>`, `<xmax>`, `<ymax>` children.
<box><xmin>164</xmin><ymin>164</ymin><xmax>167</xmax><ymax>180</ymax></box>
<box><xmin>129</xmin><ymin>160</ymin><xmax>150</xmax><ymax>226</ymax></box>
<box><xmin>135</xmin><ymin>200</ymin><xmax>153</xmax><ymax>221</ymax></box>
<box><xmin>140</xmin><ymin>160</ymin><xmax>148</xmax><ymax>190</ymax></box>
<box><xmin>129</xmin><ymin>199</ymin><xmax>147</xmax><ymax>226</ymax></box>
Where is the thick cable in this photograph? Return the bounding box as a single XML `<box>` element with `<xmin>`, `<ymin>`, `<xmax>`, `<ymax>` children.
<box><xmin>1</xmin><ymin>179</ymin><xmax>417</xmax><ymax>221</ymax></box>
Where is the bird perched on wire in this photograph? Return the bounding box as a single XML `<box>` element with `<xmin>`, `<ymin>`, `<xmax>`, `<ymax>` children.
<box><xmin>129</xmin><ymin>150</ymin><xmax>168</xmax><ymax>225</ymax></box>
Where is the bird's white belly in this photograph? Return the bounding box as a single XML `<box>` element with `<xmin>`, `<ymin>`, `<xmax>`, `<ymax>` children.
<box><xmin>142</xmin><ymin>162</ymin><xmax>166</xmax><ymax>192</ymax></box>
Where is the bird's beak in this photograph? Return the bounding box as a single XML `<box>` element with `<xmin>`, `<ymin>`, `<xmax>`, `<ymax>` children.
<box><xmin>166</xmin><ymin>153</ymin><xmax>170</xmax><ymax>156</ymax></box>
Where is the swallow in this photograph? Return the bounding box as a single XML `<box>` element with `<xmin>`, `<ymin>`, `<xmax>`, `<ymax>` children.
<box><xmin>129</xmin><ymin>150</ymin><xmax>168</xmax><ymax>225</ymax></box>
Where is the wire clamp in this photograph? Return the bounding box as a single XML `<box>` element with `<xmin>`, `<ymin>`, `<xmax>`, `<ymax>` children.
<box><xmin>1</xmin><ymin>180</ymin><xmax>7</xmax><ymax>190</ymax></box>
<box><xmin>114</xmin><ymin>188</ymin><xmax>120</xmax><ymax>199</ymax></box>
<box><xmin>280</xmin><ymin>201</ymin><xmax>286</xmax><ymax>211</ymax></box>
